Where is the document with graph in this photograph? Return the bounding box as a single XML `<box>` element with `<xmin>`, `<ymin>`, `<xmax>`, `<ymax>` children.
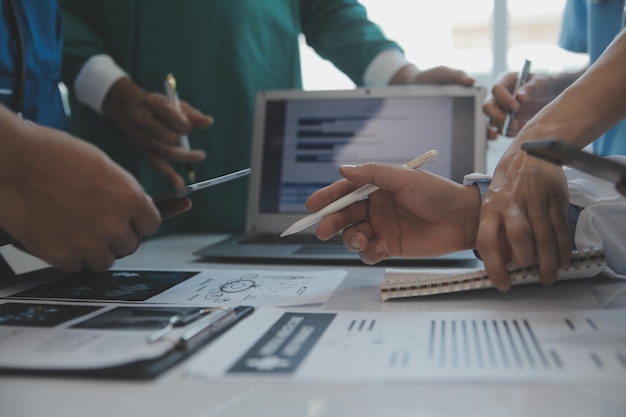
<box><xmin>188</xmin><ymin>307</ymin><xmax>626</xmax><ymax>384</ymax></box>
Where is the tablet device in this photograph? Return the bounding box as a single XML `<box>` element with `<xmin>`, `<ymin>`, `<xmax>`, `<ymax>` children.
<box><xmin>152</xmin><ymin>168</ymin><xmax>251</xmax><ymax>203</ymax></box>
<box><xmin>522</xmin><ymin>139</ymin><xmax>626</xmax><ymax>184</ymax></box>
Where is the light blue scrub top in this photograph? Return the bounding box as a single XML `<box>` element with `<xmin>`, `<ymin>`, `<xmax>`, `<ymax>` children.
<box><xmin>559</xmin><ymin>0</ymin><xmax>626</xmax><ymax>155</ymax></box>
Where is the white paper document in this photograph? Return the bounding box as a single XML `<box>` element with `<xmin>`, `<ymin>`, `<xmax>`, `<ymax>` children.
<box><xmin>0</xmin><ymin>268</ymin><xmax>346</xmax><ymax>307</ymax></box>
<box><xmin>188</xmin><ymin>307</ymin><xmax>626</xmax><ymax>384</ymax></box>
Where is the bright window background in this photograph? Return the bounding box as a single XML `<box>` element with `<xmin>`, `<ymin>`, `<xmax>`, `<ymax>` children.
<box><xmin>299</xmin><ymin>0</ymin><xmax>589</xmax><ymax>172</ymax></box>
<box><xmin>300</xmin><ymin>0</ymin><xmax>588</xmax><ymax>90</ymax></box>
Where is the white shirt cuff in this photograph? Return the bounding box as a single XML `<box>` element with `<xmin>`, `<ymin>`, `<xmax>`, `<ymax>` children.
<box><xmin>462</xmin><ymin>173</ymin><xmax>492</xmax><ymax>185</ymax></box>
<box><xmin>73</xmin><ymin>54</ymin><xmax>129</xmax><ymax>114</ymax></box>
<box><xmin>363</xmin><ymin>48</ymin><xmax>410</xmax><ymax>87</ymax></box>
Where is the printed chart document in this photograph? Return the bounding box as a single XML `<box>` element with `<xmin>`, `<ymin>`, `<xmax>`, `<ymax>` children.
<box><xmin>0</xmin><ymin>267</ymin><xmax>346</xmax><ymax>307</ymax></box>
<box><xmin>188</xmin><ymin>307</ymin><xmax>626</xmax><ymax>384</ymax></box>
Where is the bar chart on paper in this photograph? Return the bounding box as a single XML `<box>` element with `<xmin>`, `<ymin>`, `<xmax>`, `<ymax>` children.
<box><xmin>189</xmin><ymin>308</ymin><xmax>626</xmax><ymax>384</ymax></box>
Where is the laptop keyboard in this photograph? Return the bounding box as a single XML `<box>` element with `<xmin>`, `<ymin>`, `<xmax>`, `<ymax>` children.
<box><xmin>240</xmin><ymin>233</ymin><xmax>344</xmax><ymax>246</ymax></box>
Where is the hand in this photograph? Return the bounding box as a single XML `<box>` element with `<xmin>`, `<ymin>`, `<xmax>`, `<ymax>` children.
<box><xmin>0</xmin><ymin>119</ymin><xmax>162</xmax><ymax>271</ymax></box>
<box><xmin>103</xmin><ymin>78</ymin><xmax>214</xmax><ymax>188</ymax></box>
<box><xmin>483</xmin><ymin>72</ymin><xmax>557</xmax><ymax>139</ymax></box>
<box><xmin>476</xmin><ymin>145</ymin><xmax>572</xmax><ymax>291</ymax></box>
<box><xmin>390</xmin><ymin>64</ymin><xmax>475</xmax><ymax>87</ymax></box>
<box><xmin>306</xmin><ymin>163</ymin><xmax>481</xmax><ymax>264</ymax></box>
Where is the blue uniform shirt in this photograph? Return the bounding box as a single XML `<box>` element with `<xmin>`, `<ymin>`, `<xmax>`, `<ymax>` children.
<box><xmin>0</xmin><ymin>0</ymin><xmax>67</xmax><ymax>130</ymax></box>
<box><xmin>559</xmin><ymin>0</ymin><xmax>626</xmax><ymax>156</ymax></box>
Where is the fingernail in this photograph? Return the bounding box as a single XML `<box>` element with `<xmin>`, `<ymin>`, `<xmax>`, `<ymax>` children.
<box><xmin>340</xmin><ymin>164</ymin><xmax>357</xmax><ymax>171</ymax></box>
<box><xmin>373</xmin><ymin>241</ymin><xmax>388</xmax><ymax>255</ymax></box>
<box><xmin>350</xmin><ymin>236</ymin><xmax>361</xmax><ymax>250</ymax></box>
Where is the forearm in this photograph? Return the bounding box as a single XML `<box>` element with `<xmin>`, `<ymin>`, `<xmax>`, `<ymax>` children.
<box><xmin>513</xmin><ymin>29</ymin><xmax>626</xmax><ymax>150</ymax></box>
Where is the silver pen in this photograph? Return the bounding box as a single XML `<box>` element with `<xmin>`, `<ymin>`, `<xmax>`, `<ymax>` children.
<box><xmin>502</xmin><ymin>59</ymin><xmax>531</xmax><ymax>136</ymax></box>
<box><xmin>164</xmin><ymin>73</ymin><xmax>196</xmax><ymax>183</ymax></box>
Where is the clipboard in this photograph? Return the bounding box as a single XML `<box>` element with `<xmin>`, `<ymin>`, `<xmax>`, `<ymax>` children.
<box><xmin>0</xmin><ymin>302</ymin><xmax>254</xmax><ymax>379</ymax></box>
<box><xmin>152</xmin><ymin>168</ymin><xmax>251</xmax><ymax>203</ymax></box>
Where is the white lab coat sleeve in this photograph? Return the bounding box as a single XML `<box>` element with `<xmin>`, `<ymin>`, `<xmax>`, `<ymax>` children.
<box><xmin>565</xmin><ymin>156</ymin><xmax>626</xmax><ymax>279</ymax></box>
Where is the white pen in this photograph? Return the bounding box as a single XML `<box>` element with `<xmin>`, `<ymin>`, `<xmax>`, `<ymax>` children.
<box><xmin>502</xmin><ymin>59</ymin><xmax>531</xmax><ymax>136</ymax></box>
<box><xmin>280</xmin><ymin>150</ymin><xmax>438</xmax><ymax>237</ymax></box>
<box><xmin>164</xmin><ymin>73</ymin><xmax>196</xmax><ymax>183</ymax></box>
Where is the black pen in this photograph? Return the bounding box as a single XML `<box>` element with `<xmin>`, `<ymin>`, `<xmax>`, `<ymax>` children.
<box><xmin>502</xmin><ymin>59</ymin><xmax>531</xmax><ymax>136</ymax></box>
<box><xmin>164</xmin><ymin>73</ymin><xmax>196</xmax><ymax>183</ymax></box>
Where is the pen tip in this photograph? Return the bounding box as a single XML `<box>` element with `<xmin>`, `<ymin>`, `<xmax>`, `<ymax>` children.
<box><xmin>279</xmin><ymin>230</ymin><xmax>290</xmax><ymax>238</ymax></box>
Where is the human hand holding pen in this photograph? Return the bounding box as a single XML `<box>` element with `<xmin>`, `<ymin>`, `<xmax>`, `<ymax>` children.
<box><xmin>303</xmin><ymin>155</ymin><xmax>481</xmax><ymax>265</ymax></box>
<box><xmin>281</xmin><ymin>151</ymin><xmax>437</xmax><ymax>237</ymax></box>
<box><xmin>484</xmin><ymin>60</ymin><xmax>562</xmax><ymax>139</ymax></box>
<box><xmin>102</xmin><ymin>77</ymin><xmax>213</xmax><ymax>188</ymax></box>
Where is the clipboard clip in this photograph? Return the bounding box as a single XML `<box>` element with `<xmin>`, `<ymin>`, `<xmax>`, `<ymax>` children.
<box><xmin>146</xmin><ymin>307</ymin><xmax>239</xmax><ymax>351</ymax></box>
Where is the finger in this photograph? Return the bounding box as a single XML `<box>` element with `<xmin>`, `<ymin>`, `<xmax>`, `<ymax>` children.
<box><xmin>130</xmin><ymin>192</ymin><xmax>162</xmax><ymax>237</ymax></box>
<box><xmin>149</xmin><ymin>94</ymin><xmax>193</xmax><ymax>134</ymax></box>
<box><xmin>476</xmin><ymin>216</ymin><xmax>512</xmax><ymax>291</ymax></box>
<box><xmin>504</xmin><ymin>206</ymin><xmax>535</xmax><ymax>267</ymax></box>
<box><xmin>359</xmin><ymin>239</ymin><xmax>390</xmax><ymax>265</ymax></box>
<box><xmin>342</xmin><ymin>221</ymin><xmax>375</xmax><ymax>252</ymax></box>
<box><xmin>483</xmin><ymin>101</ymin><xmax>507</xmax><ymax>131</ymax></box>
<box><xmin>436</xmin><ymin>68</ymin><xmax>475</xmax><ymax>86</ymax></box>
<box><xmin>180</xmin><ymin>101</ymin><xmax>214</xmax><ymax>128</ymax></box>
<box><xmin>47</xmin><ymin>256</ymin><xmax>84</xmax><ymax>273</ymax></box>
<box><xmin>109</xmin><ymin>226</ymin><xmax>141</xmax><ymax>259</ymax></box>
<box><xmin>487</xmin><ymin>126</ymin><xmax>499</xmax><ymax>140</ymax></box>
<box><xmin>527</xmin><ymin>198</ymin><xmax>559</xmax><ymax>285</ymax></box>
<box><xmin>83</xmin><ymin>246</ymin><xmax>116</xmax><ymax>271</ymax></box>
<box><xmin>550</xmin><ymin>197</ymin><xmax>573</xmax><ymax>270</ymax></box>
<box><xmin>155</xmin><ymin>197</ymin><xmax>192</xmax><ymax>220</ymax></box>
<box><xmin>338</xmin><ymin>163</ymin><xmax>420</xmax><ymax>194</ymax></box>
<box><xmin>305</xmin><ymin>178</ymin><xmax>359</xmax><ymax>212</ymax></box>
<box><xmin>616</xmin><ymin>182</ymin><xmax>626</xmax><ymax>197</ymax></box>
<box><xmin>316</xmin><ymin>200</ymin><xmax>369</xmax><ymax>240</ymax></box>
<box><xmin>415</xmin><ymin>66</ymin><xmax>475</xmax><ymax>86</ymax></box>
<box><xmin>133</xmin><ymin>108</ymin><xmax>182</xmax><ymax>146</ymax></box>
<box><xmin>156</xmin><ymin>144</ymin><xmax>206</xmax><ymax>163</ymax></box>
<box><xmin>146</xmin><ymin>154</ymin><xmax>185</xmax><ymax>188</ymax></box>
<box><xmin>27</xmin><ymin>242</ymin><xmax>83</xmax><ymax>272</ymax></box>
<box><xmin>491</xmin><ymin>82</ymin><xmax>519</xmax><ymax>113</ymax></box>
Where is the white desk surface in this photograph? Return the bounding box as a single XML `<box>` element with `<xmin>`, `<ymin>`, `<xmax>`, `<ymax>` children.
<box><xmin>2</xmin><ymin>233</ymin><xmax>626</xmax><ymax>417</ymax></box>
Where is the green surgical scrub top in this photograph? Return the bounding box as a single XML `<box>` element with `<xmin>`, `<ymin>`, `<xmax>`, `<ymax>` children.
<box><xmin>60</xmin><ymin>0</ymin><xmax>401</xmax><ymax>234</ymax></box>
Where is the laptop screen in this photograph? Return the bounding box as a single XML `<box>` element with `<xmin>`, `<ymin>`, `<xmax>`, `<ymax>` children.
<box><xmin>254</xmin><ymin>87</ymin><xmax>485</xmax><ymax>215</ymax></box>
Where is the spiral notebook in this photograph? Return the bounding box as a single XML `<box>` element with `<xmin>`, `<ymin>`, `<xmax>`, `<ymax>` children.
<box><xmin>381</xmin><ymin>247</ymin><xmax>606</xmax><ymax>300</ymax></box>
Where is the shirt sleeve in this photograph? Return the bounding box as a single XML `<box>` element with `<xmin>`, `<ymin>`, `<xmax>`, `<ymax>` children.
<box><xmin>558</xmin><ymin>0</ymin><xmax>588</xmax><ymax>53</ymax></box>
<box><xmin>73</xmin><ymin>55</ymin><xmax>128</xmax><ymax>114</ymax></box>
<box><xmin>362</xmin><ymin>49</ymin><xmax>411</xmax><ymax>87</ymax></box>
<box><xmin>565</xmin><ymin>156</ymin><xmax>626</xmax><ymax>279</ymax></box>
<box><xmin>300</xmin><ymin>0</ymin><xmax>403</xmax><ymax>86</ymax></box>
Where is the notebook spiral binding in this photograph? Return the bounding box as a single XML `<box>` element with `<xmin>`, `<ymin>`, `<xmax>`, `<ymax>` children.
<box><xmin>381</xmin><ymin>247</ymin><xmax>606</xmax><ymax>300</ymax></box>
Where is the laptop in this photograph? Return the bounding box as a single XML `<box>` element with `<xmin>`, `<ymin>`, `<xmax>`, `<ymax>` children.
<box><xmin>194</xmin><ymin>85</ymin><xmax>487</xmax><ymax>264</ymax></box>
